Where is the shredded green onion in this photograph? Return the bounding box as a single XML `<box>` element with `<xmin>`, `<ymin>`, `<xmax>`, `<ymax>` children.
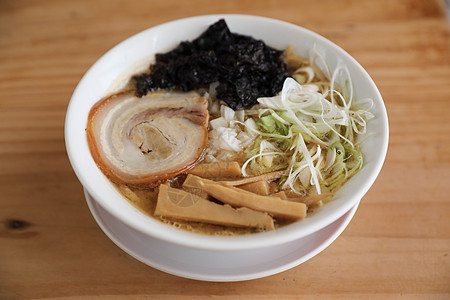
<box><xmin>205</xmin><ymin>48</ymin><xmax>374</xmax><ymax>196</ymax></box>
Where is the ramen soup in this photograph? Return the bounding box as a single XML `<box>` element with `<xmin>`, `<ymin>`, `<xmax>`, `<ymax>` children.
<box><xmin>86</xmin><ymin>20</ymin><xmax>374</xmax><ymax>236</ymax></box>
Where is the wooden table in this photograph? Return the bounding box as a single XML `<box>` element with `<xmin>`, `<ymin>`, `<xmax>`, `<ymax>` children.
<box><xmin>1</xmin><ymin>0</ymin><xmax>449</xmax><ymax>298</ymax></box>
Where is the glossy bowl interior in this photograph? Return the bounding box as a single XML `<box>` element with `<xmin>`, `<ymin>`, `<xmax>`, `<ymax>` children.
<box><xmin>65</xmin><ymin>14</ymin><xmax>388</xmax><ymax>251</ymax></box>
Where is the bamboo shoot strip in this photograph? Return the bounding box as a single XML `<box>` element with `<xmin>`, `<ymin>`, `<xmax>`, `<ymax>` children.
<box><xmin>239</xmin><ymin>180</ymin><xmax>270</xmax><ymax>195</ymax></box>
<box><xmin>155</xmin><ymin>184</ymin><xmax>275</xmax><ymax>230</ymax></box>
<box><xmin>188</xmin><ymin>161</ymin><xmax>242</xmax><ymax>178</ymax></box>
<box><xmin>219</xmin><ymin>170</ymin><xmax>285</xmax><ymax>186</ymax></box>
<box><xmin>287</xmin><ymin>193</ymin><xmax>333</xmax><ymax>207</ymax></box>
<box><xmin>184</xmin><ymin>175</ymin><xmax>306</xmax><ymax>220</ymax></box>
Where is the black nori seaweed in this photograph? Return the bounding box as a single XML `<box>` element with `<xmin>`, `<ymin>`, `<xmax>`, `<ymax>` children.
<box><xmin>133</xmin><ymin>19</ymin><xmax>289</xmax><ymax>110</ymax></box>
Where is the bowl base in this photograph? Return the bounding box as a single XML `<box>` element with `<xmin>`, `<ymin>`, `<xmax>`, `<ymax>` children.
<box><xmin>84</xmin><ymin>188</ymin><xmax>358</xmax><ymax>282</ymax></box>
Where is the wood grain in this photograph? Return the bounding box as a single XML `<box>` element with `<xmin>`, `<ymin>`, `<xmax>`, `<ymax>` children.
<box><xmin>1</xmin><ymin>0</ymin><xmax>449</xmax><ymax>299</ymax></box>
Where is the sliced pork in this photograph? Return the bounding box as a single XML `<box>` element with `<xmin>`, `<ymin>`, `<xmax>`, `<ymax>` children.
<box><xmin>86</xmin><ymin>90</ymin><xmax>209</xmax><ymax>186</ymax></box>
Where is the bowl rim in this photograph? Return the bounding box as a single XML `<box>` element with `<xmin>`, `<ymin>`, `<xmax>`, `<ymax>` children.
<box><xmin>65</xmin><ymin>14</ymin><xmax>389</xmax><ymax>251</ymax></box>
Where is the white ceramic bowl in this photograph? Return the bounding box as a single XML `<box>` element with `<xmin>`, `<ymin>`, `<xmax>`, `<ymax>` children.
<box><xmin>65</xmin><ymin>14</ymin><xmax>388</xmax><ymax>252</ymax></box>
